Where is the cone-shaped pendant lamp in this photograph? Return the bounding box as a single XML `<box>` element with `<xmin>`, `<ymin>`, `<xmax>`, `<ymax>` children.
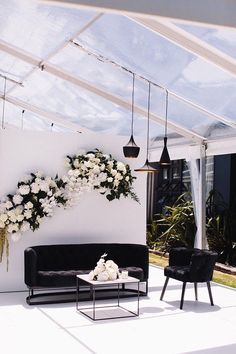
<box><xmin>160</xmin><ymin>90</ymin><xmax>171</xmax><ymax>166</ymax></box>
<box><xmin>135</xmin><ymin>81</ymin><xmax>158</xmax><ymax>173</ymax></box>
<box><xmin>123</xmin><ymin>73</ymin><xmax>140</xmax><ymax>158</ymax></box>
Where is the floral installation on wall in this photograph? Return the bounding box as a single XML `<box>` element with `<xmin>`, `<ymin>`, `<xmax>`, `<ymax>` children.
<box><xmin>0</xmin><ymin>149</ymin><xmax>138</xmax><ymax>267</ymax></box>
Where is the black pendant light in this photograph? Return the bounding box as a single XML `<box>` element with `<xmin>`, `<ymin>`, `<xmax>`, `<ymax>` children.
<box><xmin>123</xmin><ymin>73</ymin><xmax>140</xmax><ymax>158</ymax></box>
<box><xmin>160</xmin><ymin>89</ymin><xmax>171</xmax><ymax>166</ymax></box>
<box><xmin>135</xmin><ymin>81</ymin><xmax>158</xmax><ymax>173</ymax></box>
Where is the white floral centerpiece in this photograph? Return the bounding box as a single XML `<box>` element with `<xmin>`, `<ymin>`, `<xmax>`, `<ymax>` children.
<box><xmin>88</xmin><ymin>253</ymin><xmax>119</xmax><ymax>281</ymax></box>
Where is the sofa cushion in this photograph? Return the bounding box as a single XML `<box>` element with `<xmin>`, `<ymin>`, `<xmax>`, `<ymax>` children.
<box><xmin>37</xmin><ymin>270</ymin><xmax>91</xmax><ymax>287</ymax></box>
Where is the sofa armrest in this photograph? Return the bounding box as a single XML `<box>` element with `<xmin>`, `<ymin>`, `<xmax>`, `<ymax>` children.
<box><xmin>169</xmin><ymin>247</ymin><xmax>194</xmax><ymax>266</ymax></box>
<box><xmin>24</xmin><ymin>247</ymin><xmax>38</xmax><ymax>287</ymax></box>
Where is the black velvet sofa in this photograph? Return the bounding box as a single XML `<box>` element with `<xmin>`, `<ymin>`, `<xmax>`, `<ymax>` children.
<box><xmin>24</xmin><ymin>243</ymin><xmax>149</xmax><ymax>305</ymax></box>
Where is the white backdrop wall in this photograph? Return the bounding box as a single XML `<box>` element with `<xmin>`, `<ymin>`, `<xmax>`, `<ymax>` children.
<box><xmin>0</xmin><ymin>128</ymin><xmax>146</xmax><ymax>291</ymax></box>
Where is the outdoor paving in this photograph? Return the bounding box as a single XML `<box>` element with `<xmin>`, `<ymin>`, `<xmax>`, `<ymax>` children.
<box><xmin>0</xmin><ymin>265</ymin><xmax>236</xmax><ymax>354</ymax></box>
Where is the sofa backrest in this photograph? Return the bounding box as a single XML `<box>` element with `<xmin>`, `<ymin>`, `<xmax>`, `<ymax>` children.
<box><xmin>25</xmin><ymin>243</ymin><xmax>149</xmax><ymax>279</ymax></box>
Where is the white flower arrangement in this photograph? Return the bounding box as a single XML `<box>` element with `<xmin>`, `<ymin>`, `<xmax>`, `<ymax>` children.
<box><xmin>0</xmin><ymin>172</ymin><xmax>67</xmax><ymax>242</ymax></box>
<box><xmin>0</xmin><ymin>148</ymin><xmax>138</xmax><ymax>267</ymax></box>
<box><xmin>88</xmin><ymin>253</ymin><xmax>119</xmax><ymax>281</ymax></box>
<box><xmin>66</xmin><ymin>149</ymin><xmax>139</xmax><ymax>202</ymax></box>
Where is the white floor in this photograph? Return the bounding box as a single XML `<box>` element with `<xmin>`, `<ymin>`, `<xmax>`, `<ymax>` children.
<box><xmin>1</xmin><ymin>265</ymin><xmax>236</xmax><ymax>354</ymax></box>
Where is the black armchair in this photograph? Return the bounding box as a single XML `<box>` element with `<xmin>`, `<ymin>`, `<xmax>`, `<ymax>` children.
<box><xmin>160</xmin><ymin>247</ymin><xmax>218</xmax><ymax>309</ymax></box>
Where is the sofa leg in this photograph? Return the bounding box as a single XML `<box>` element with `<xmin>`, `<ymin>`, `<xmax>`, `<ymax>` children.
<box><xmin>207</xmin><ymin>281</ymin><xmax>214</xmax><ymax>306</ymax></box>
<box><xmin>26</xmin><ymin>288</ymin><xmax>34</xmax><ymax>305</ymax></box>
<box><xmin>180</xmin><ymin>282</ymin><xmax>186</xmax><ymax>310</ymax></box>
<box><xmin>194</xmin><ymin>282</ymin><xmax>198</xmax><ymax>301</ymax></box>
<box><xmin>160</xmin><ymin>277</ymin><xmax>169</xmax><ymax>301</ymax></box>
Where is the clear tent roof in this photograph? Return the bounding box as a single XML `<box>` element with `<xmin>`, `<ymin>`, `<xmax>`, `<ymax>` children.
<box><xmin>0</xmin><ymin>0</ymin><xmax>236</xmax><ymax>150</ymax></box>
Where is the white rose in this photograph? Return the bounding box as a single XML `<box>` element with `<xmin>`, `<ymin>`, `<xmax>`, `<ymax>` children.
<box><xmin>0</xmin><ymin>214</ymin><xmax>8</xmax><ymax>223</ymax></box>
<box><xmin>125</xmin><ymin>176</ymin><xmax>130</xmax><ymax>181</ymax></box>
<box><xmin>24</xmin><ymin>210</ymin><xmax>32</xmax><ymax>219</ymax></box>
<box><xmin>7</xmin><ymin>223</ymin><xmax>19</xmax><ymax>233</ymax></box>
<box><xmin>84</xmin><ymin>161</ymin><xmax>92</xmax><ymax>168</ymax></box>
<box><xmin>15</xmin><ymin>205</ymin><xmax>23</xmax><ymax>215</ymax></box>
<box><xmin>73</xmin><ymin>159</ymin><xmax>80</xmax><ymax>168</ymax></box>
<box><xmin>40</xmin><ymin>181</ymin><xmax>49</xmax><ymax>192</ymax></box>
<box><xmin>86</xmin><ymin>153</ymin><xmax>95</xmax><ymax>159</ymax></box>
<box><xmin>107</xmin><ymin>268</ymin><xmax>118</xmax><ymax>280</ymax></box>
<box><xmin>105</xmin><ymin>260</ymin><xmax>119</xmax><ymax>270</ymax></box>
<box><xmin>5</xmin><ymin>201</ymin><xmax>13</xmax><ymax>209</ymax></box>
<box><xmin>17</xmin><ymin>215</ymin><xmax>24</xmax><ymax>222</ymax></box>
<box><xmin>62</xmin><ymin>176</ymin><xmax>69</xmax><ymax>183</ymax></box>
<box><xmin>107</xmin><ymin>177</ymin><xmax>113</xmax><ymax>183</ymax></box>
<box><xmin>115</xmin><ymin>172</ymin><xmax>122</xmax><ymax>180</ymax></box>
<box><xmin>97</xmin><ymin>271</ymin><xmax>109</xmax><ymax>281</ymax></box>
<box><xmin>31</xmin><ymin>183</ymin><xmax>40</xmax><ymax>194</ymax></box>
<box><xmin>13</xmin><ymin>195</ymin><xmax>23</xmax><ymax>205</ymax></box>
<box><xmin>25</xmin><ymin>201</ymin><xmax>33</xmax><ymax>209</ymax></box>
<box><xmin>100</xmin><ymin>163</ymin><xmax>105</xmax><ymax>171</ymax></box>
<box><xmin>36</xmin><ymin>216</ymin><xmax>42</xmax><ymax>224</ymax></box>
<box><xmin>117</xmin><ymin>162</ymin><xmax>125</xmax><ymax>171</ymax></box>
<box><xmin>20</xmin><ymin>221</ymin><xmax>30</xmax><ymax>232</ymax></box>
<box><xmin>35</xmin><ymin>171</ymin><xmax>43</xmax><ymax>178</ymax></box>
<box><xmin>18</xmin><ymin>185</ymin><xmax>30</xmax><ymax>195</ymax></box>
<box><xmin>68</xmin><ymin>170</ymin><xmax>74</xmax><ymax>176</ymax></box>
<box><xmin>93</xmin><ymin>158</ymin><xmax>100</xmax><ymax>164</ymax></box>
<box><xmin>64</xmin><ymin>157</ymin><xmax>71</xmax><ymax>167</ymax></box>
<box><xmin>8</xmin><ymin>211</ymin><xmax>17</xmax><ymax>223</ymax></box>
<box><xmin>111</xmin><ymin>169</ymin><xmax>117</xmax><ymax>176</ymax></box>
<box><xmin>88</xmin><ymin>270</ymin><xmax>95</xmax><ymax>280</ymax></box>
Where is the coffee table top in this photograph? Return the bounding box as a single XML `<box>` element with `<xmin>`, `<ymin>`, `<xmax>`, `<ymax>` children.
<box><xmin>77</xmin><ymin>274</ymin><xmax>140</xmax><ymax>286</ymax></box>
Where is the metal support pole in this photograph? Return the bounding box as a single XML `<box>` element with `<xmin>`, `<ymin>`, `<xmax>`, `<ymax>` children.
<box><xmin>198</xmin><ymin>144</ymin><xmax>207</xmax><ymax>249</ymax></box>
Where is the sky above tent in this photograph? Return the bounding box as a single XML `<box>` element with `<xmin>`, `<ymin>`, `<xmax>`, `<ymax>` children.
<box><xmin>0</xmin><ymin>0</ymin><xmax>236</xmax><ymax>146</ymax></box>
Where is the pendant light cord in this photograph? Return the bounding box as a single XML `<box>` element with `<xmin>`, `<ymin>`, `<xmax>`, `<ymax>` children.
<box><xmin>146</xmin><ymin>81</ymin><xmax>151</xmax><ymax>159</ymax></box>
<box><xmin>165</xmin><ymin>89</ymin><xmax>169</xmax><ymax>137</ymax></box>
<box><xmin>21</xmin><ymin>110</ymin><xmax>25</xmax><ymax>130</ymax></box>
<box><xmin>2</xmin><ymin>77</ymin><xmax>6</xmax><ymax>129</ymax></box>
<box><xmin>131</xmin><ymin>73</ymin><xmax>135</xmax><ymax>136</ymax></box>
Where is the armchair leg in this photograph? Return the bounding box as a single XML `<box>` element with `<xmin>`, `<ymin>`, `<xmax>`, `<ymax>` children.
<box><xmin>194</xmin><ymin>282</ymin><xmax>198</xmax><ymax>301</ymax></box>
<box><xmin>207</xmin><ymin>281</ymin><xmax>214</xmax><ymax>306</ymax></box>
<box><xmin>160</xmin><ymin>277</ymin><xmax>169</xmax><ymax>301</ymax></box>
<box><xmin>145</xmin><ymin>280</ymin><xmax>148</xmax><ymax>295</ymax></box>
<box><xmin>180</xmin><ymin>282</ymin><xmax>186</xmax><ymax>310</ymax></box>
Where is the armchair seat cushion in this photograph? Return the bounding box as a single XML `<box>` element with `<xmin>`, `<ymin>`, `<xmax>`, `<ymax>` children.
<box><xmin>37</xmin><ymin>269</ymin><xmax>91</xmax><ymax>287</ymax></box>
<box><xmin>119</xmin><ymin>267</ymin><xmax>144</xmax><ymax>280</ymax></box>
<box><xmin>164</xmin><ymin>266</ymin><xmax>190</xmax><ymax>282</ymax></box>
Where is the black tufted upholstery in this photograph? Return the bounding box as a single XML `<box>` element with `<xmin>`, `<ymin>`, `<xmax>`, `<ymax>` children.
<box><xmin>24</xmin><ymin>243</ymin><xmax>149</xmax><ymax>304</ymax></box>
<box><xmin>160</xmin><ymin>247</ymin><xmax>218</xmax><ymax>309</ymax></box>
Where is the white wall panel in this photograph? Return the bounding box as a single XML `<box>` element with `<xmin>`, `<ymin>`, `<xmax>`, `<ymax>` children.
<box><xmin>0</xmin><ymin>128</ymin><xmax>146</xmax><ymax>291</ymax></box>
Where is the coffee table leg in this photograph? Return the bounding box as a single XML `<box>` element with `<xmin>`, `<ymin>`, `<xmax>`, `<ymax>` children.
<box><xmin>137</xmin><ymin>281</ymin><xmax>140</xmax><ymax>316</ymax></box>
<box><xmin>76</xmin><ymin>277</ymin><xmax>79</xmax><ymax>310</ymax></box>
<box><xmin>92</xmin><ymin>286</ymin><xmax>95</xmax><ymax>320</ymax></box>
<box><xmin>118</xmin><ymin>283</ymin><xmax>120</xmax><ymax>307</ymax></box>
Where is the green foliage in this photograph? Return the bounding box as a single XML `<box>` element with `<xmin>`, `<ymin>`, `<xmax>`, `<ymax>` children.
<box><xmin>206</xmin><ymin>189</ymin><xmax>236</xmax><ymax>265</ymax></box>
<box><xmin>151</xmin><ymin>193</ymin><xmax>196</xmax><ymax>253</ymax></box>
